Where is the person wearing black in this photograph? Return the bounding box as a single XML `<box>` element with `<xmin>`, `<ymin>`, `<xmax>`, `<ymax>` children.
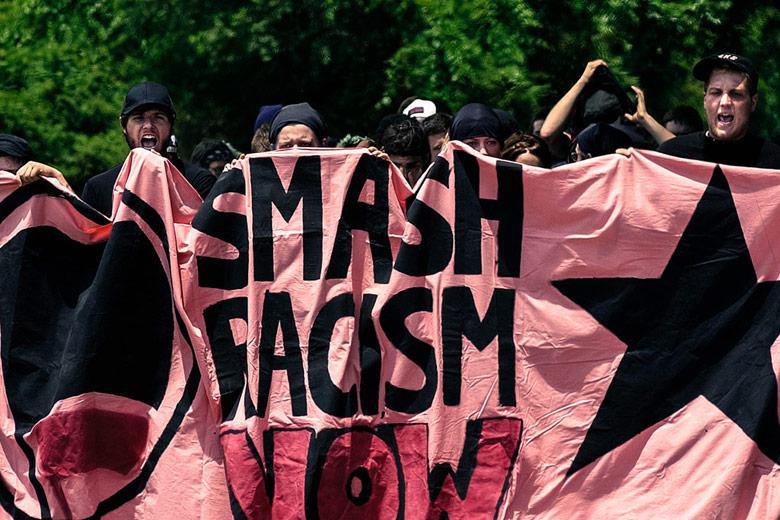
<box><xmin>269</xmin><ymin>102</ymin><xmax>327</xmax><ymax>149</ymax></box>
<box><xmin>449</xmin><ymin>103</ymin><xmax>507</xmax><ymax>158</ymax></box>
<box><xmin>658</xmin><ymin>53</ymin><xmax>780</xmax><ymax>169</ymax></box>
<box><xmin>375</xmin><ymin>114</ymin><xmax>430</xmax><ymax>186</ymax></box>
<box><xmin>3</xmin><ymin>133</ymin><xmax>75</xmax><ymax>190</ymax></box>
<box><xmin>81</xmin><ymin>82</ymin><xmax>216</xmax><ymax>216</ymax></box>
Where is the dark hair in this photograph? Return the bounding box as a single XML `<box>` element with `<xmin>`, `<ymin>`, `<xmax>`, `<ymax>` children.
<box><xmin>377</xmin><ymin>115</ymin><xmax>430</xmax><ymax>162</ymax></box>
<box><xmin>190</xmin><ymin>138</ymin><xmax>232</xmax><ymax>168</ymax></box>
<box><xmin>421</xmin><ymin>112</ymin><xmax>452</xmax><ymax>136</ymax></box>
<box><xmin>502</xmin><ymin>132</ymin><xmax>553</xmax><ymax>168</ymax></box>
<box><xmin>251</xmin><ymin>124</ymin><xmax>272</xmax><ymax>152</ymax></box>
<box><xmin>661</xmin><ymin>105</ymin><xmax>704</xmax><ymax>135</ymax></box>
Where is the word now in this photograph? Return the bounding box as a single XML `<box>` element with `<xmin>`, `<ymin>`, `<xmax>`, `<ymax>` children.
<box><xmin>221</xmin><ymin>417</ymin><xmax>523</xmax><ymax>519</ymax></box>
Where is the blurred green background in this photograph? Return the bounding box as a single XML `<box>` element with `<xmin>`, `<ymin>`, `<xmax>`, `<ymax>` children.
<box><xmin>1</xmin><ymin>0</ymin><xmax>778</xmax><ymax>187</ymax></box>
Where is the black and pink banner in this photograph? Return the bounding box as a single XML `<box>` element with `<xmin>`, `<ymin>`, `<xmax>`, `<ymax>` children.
<box><xmin>0</xmin><ymin>144</ymin><xmax>778</xmax><ymax>519</ymax></box>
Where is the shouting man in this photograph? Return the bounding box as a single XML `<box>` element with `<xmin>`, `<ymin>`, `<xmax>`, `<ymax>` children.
<box><xmin>658</xmin><ymin>53</ymin><xmax>780</xmax><ymax>168</ymax></box>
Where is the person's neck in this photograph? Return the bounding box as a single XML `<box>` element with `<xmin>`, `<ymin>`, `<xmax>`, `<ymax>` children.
<box><xmin>705</xmin><ymin>130</ymin><xmax>749</xmax><ymax>142</ymax></box>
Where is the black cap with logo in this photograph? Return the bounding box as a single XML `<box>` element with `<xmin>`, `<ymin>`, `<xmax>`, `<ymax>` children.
<box><xmin>693</xmin><ymin>53</ymin><xmax>759</xmax><ymax>93</ymax></box>
<box><xmin>120</xmin><ymin>82</ymin><xmax>176</xmax><ymax>123</ymax></box>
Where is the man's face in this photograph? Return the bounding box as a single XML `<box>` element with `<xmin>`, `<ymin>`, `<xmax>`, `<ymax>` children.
<box><xmin>275</xmin><ymin>124</ymin><xmax>320</xmax><ymax>149</ymax></box>
<box><xmin>389</xmin><ymin>154</ymin><xmax>425</xmax><ymax>186</ymax></box>
<box><xmin>704</xmin><ymin>69</ymin><xmax>757</xmax><ymax>141</ymax></box>
<box><xmin>463</xmin><ymin>136</ymin><xmax>502</xmax><ymax>158</ymax></box>
<box><xmin>427</xmin><ymin>132</ymin><xmax>446</xmax><ymax>159</ymax></box>
<box><xmin>123</xmin><ymin>109</ymin><xmax>172</xmax><ymax>153</ymax></box>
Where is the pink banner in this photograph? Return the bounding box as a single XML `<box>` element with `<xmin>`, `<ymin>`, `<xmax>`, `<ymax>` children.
<box><xmin>0</xmin><ymin>143</ymin><xmax>777</xmax><ymax>518</ymax></box>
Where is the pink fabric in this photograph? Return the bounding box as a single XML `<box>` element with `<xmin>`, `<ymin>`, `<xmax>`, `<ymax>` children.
<box><xmin>0</xmin><ymin>144</ymin><xmax>777</xmax><ymax>518</ymax></box>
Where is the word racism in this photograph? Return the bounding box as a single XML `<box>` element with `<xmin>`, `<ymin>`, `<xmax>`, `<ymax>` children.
<box><xmin>0</xmin><ymin>144</ymin><xmax>778</xmax><ymax>519</ymax></box>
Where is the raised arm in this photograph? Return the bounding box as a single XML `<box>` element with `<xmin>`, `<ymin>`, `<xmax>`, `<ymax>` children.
<box><xmin>539</xmin><ymin>59</ymin><xmax>608</xmax><ymax>140</ymax></box>
<box><xmin>623</xmin><ymin>86</ymin><xmax>675</xmax><ymax>145</ymax></box>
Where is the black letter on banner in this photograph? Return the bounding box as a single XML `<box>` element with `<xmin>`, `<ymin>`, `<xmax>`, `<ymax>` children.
<box><xmin>308</xmin><ymin>293</ymin><xmax>358</xmax><ymax>418</ymax></box>
<box><xmin>441</xmin><ymin>286</ymin><xmax>516</xmax><ymax>406</ymax></box>
<box><xmin>453</xmin><ymin>151</ymin><xmax>523</xmax><ymax>277</ymax></box>
<box><xmin>251</xmin><ymin>156</ymin><xmax>323</xmax><ymax>281</ymax></box>
<box><xmin>394</xmin><ymin>156</ymin><xmax>453</xmax><ymax>277</ymax></box>
<box><xmin>193</xmin><ymin>168</ymin><xmax>248</xmax><ymax>290</ymax></box>
<box><xmin>325</xmin><ymin>154</ymin><xmax>392</xmax><ymax>283</ymax></box>
<box><xmin>380</xmin><ymin>287</ymin><xmax>436</xmax><ymax>413</ymax></box>
<box><xmin>203</xmin><ymin>297</ymin><xmax>248</xmax><ymax>421</ymax></box>
<box><xmin>358</xmin><ymin>294</ymin><xmax>380</xmax><ymax>416</ymax></box>
<box><xmin>258</xmin><ymin>292</ymin><xmax>307</xmax><ymax>417</ymax></box>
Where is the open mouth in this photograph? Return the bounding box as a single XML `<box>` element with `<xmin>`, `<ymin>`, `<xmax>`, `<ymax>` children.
<box><xmin>717</xmin><ymin>114</ymin><xmax>734</xmax><ymax>125</ymax></box>
<box><xmin>140</xmin><ymin>134</ymin><xmax>158</xmax><ymax>149</ymax></box>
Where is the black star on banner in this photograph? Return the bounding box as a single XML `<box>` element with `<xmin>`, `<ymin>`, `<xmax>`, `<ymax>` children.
<box><xmin>553</xmin><ymin>166</ymin><xmax>780</xmax><ymax>476</ymax></box>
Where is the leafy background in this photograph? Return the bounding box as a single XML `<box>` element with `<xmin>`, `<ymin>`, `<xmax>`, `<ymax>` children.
<box><xmin>1</xmin><ymin>0</ymin><xmax>778</xmax><ymax>188</ymax></box>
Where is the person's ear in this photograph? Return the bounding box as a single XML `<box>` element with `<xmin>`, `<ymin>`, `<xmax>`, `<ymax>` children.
<box><xmin>751</xmin><ymin>92</ymin><xmax>758</xmax><ymax>113</ymax></box>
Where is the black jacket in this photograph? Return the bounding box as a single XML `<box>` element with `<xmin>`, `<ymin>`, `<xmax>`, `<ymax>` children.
<box><xmin>658</xmin><ymin>131</ymin><xmax>780</xmax><ymax>169</ymax></box>
<box><xmin>82</xmin><ymin>156</ymin><xmax>216</xmax><ymax>216</ymax></box>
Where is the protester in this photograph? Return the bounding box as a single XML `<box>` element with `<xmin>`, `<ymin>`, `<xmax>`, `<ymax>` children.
<box><xmin>568</xmin><ymin>123</ymin><xmax>632</xmax><ymax>163</ymax></box>
<box><xmin>403</xmin><ymin>98</ymin><xmax>437</xmax><ymax>122</ymax></box>
<box><xmin>4</xmin><ymin>133</ymin><xmax>73</xmax><ymax>191</ymax></box>
<box><xmin>501</xmin><ymin>132</ymin><xmax>553</xmax><ymax>168</ymax></box>
<box><xmin>421</xmin><ymin>112</ymin><xmax>452</xmax><ymax>160</ymax></box>
<box><xmin>658</xmin><ymin>53</ymin><xmax>780</xmax><ymax>168</ymax></box>
<box><xmin>494</xmin><ymin>109</ymin><xmax>520</xmax><ymax>139</ymax></box>
<box><xmin>530</xmin><ymin>110</ymin><xmax>548</xmax><ymax>135</ymax></box>
<box><xmin>79</xmin><ymin>82</ymin><xmax>215</xmax><ymax>216</ymax></box>
<box><xmin>375</xmin><ymin>114</ymin><xmax>430</xmax><ymax>186</ymax></box>
<box><xmin>269</xmin><ymin>102</ymin><xmax>327</xmax><ymax>149</ymax></box>
<box><xmin>540</xmin><ymin>59</ymin><xmax>615</xmax><ymax>141</ymax></box>
<box><xmin>661</xmin><ymin>105</ymin><xmax>704</xmax><ymax>136</ymax></box>
<box><xmin>190</xmin><ymin>138</ymin><xmax>234</xmax><ymax>177</ymax></box>
<box><xmin>449</xmin><ymin>103</ymin><xmax>506</xmax><ymax>158</ymax></box>
<box><xmin>251</xmin><ymin>104</ymin><xmax>283</xmax><ymax>152</ymax></box>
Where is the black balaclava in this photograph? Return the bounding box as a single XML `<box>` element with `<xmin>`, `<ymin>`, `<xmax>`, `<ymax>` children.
<box><xmin>450</xmin><ymin>103</ymin><xmax>505</xmax><ymax>143</ymax></box>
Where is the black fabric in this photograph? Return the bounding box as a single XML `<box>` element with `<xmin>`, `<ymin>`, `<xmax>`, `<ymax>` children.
<box><xmin>571</xmin><ymin>66</ymin><xmax>634</xmax><ymax>134</ymax></box>
<box><xmin>450</xmin><ymin>103</ymin><xmax>505</xmax><ymax>142</ymax></box>
<box><xmin>0</xmin><ymin>134</ymin><xmax>32</xmax><ymax>161</ymax></box>
<box><xmin>493</xmin><ymin>109</ymin><xmax>519</xmax><ymax>138</ymax></box>
<box><xmin>658</xmin><ymin>131</ymin><xmax>780</xmax><ymax>169</ymax></box>
<box><xmin>555</xmin><ymin>166</ymin><xmax>780</xmax><ymax>474</ymax></box>
<box><xmin>576</xmin><ymin>123</ymin><xmax>632</xmax><ymax>157</ymax></box>
<box><xmin>82</xmin><ymin>158</ymin><xmax>216</xmax><ymax>216</ymax></box>
<box><xmin>269</xmin><ymin>102</ymin><xmax>327</xmax><ymax>145</ymax></box>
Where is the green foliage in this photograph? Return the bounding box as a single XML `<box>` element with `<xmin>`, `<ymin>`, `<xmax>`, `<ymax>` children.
<box><xmin>0</xmin><ymin>0</ymin><xmax>778</xmax><ymax>187</ymax></box>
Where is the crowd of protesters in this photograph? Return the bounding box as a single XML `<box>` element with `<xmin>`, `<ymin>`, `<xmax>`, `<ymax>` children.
<box><xmin>4</xmin><ymin>52</ymin><xmax>780</xmax><ymax>212</ymax></box>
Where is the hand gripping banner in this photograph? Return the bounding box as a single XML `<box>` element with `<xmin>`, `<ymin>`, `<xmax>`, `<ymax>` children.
<box><xmin>0</xmin><ymin>150</ymin><xmax>227</xmax><ymax>519</ymax></box>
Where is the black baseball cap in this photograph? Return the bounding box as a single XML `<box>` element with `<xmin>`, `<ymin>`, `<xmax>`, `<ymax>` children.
<box><xmin>693</xmin><ymin>53</ymin><xmax>759</xmax><ymax>92</ymax></box>
<box><xmin>120</xmin><ymin>82</ymin><xmax>176</xmax><ymax>122</ymax></box>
